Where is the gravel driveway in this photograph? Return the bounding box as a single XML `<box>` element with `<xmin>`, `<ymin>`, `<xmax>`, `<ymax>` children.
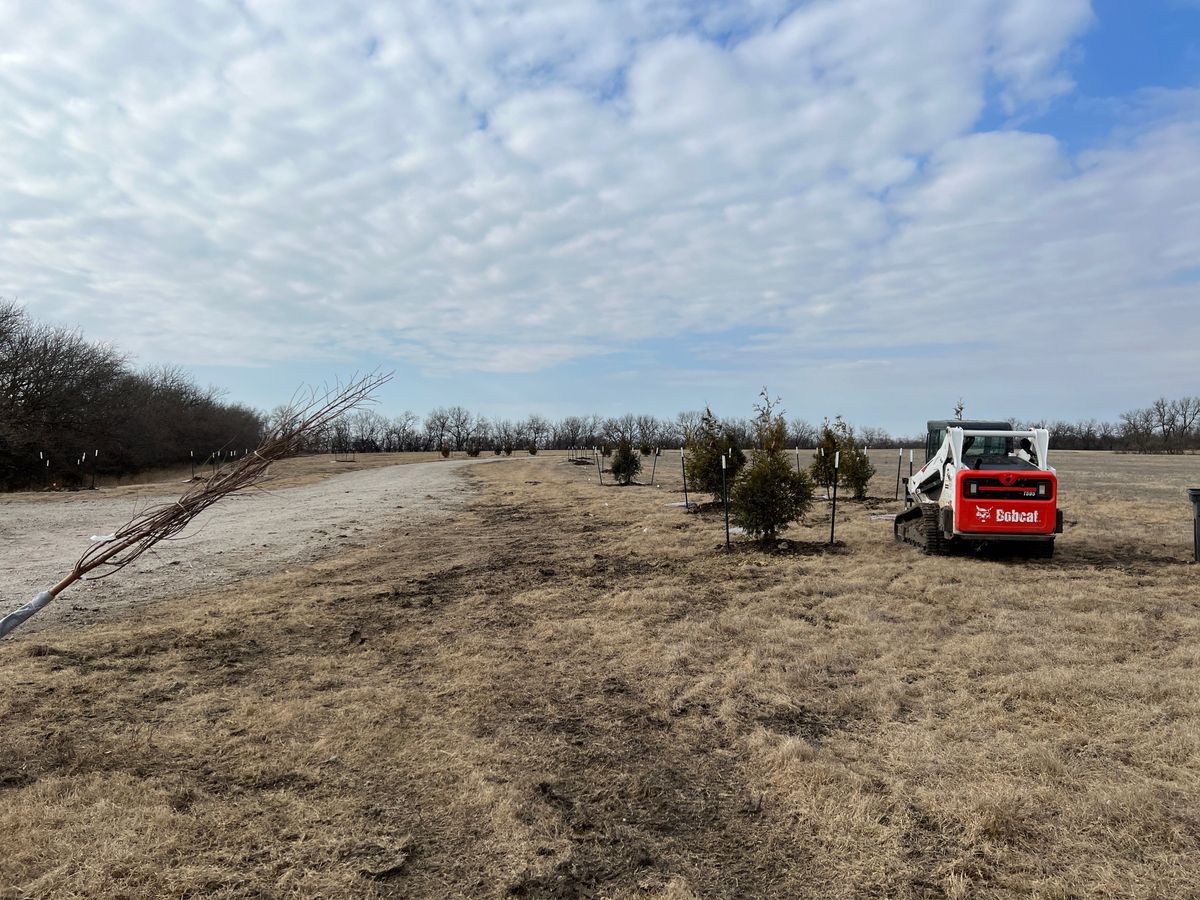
<box><xmin>0</xmin><ymin>458</ymin><xmax>488</xmax><ymax>634</ymax></box>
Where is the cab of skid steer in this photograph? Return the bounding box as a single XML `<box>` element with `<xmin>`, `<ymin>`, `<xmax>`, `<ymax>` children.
<box><xmin>925</xmin><ymin>420</ymin><xmax>1013</xmax><ymax>463</ymax></box>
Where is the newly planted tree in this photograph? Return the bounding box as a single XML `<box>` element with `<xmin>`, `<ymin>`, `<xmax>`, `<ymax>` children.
<box><xmin>731</xmin><ymin>390</ymin><xmax>814</xmax><ymax>541</ymax></box>
<box><xmin>809</xmin><ymin>416</ymin><xmax>875</xmax><ymax>500</ymax></box>
<box><xmin>839</xmin><ymin>435</ymin><xmax>875</xmax><ymax>499</ymax></box>
<box><xmin>610</xmin><ymin>437</ymin><xmax>641</xmax><ymax>485</ymax></box>
<box><xmin>810</xmin><ymin>419</ymin><xmax>839</xmax><ymax>494</ymax></box>
<box><xmin>686</xmin><ymin>406</ymin><xmax>746</xmax><ymax>502</ymax></box>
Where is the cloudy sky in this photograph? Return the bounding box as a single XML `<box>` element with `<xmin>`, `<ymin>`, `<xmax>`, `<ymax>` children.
<box><xmin>3</xmin><ymin>0</ymin><xmax>1199</xmax><ymax>431</ymax></box>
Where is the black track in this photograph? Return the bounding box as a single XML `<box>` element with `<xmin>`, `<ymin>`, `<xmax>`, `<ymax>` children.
<box><xmin>894</xmin><ymin>502</ymin><xmax>948</xmax><ymax>555</ymax></box>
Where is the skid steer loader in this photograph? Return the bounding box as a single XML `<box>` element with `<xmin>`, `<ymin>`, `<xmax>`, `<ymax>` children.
<box><xmin>895</xmin><ymin>420</ymin><xmax>1063</xmax><ymax>557</ymax></box>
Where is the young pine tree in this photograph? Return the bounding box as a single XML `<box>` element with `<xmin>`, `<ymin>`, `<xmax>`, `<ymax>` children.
<box><xmin>837</xmin><ymin>423</ymin><xmax>875</xmax><ymax>499</ymax></box>
<box><xmin>810</xmin><ymin>419</ymin><xmax>839</xmax><ymax>494</ymax></box>
<box><xmin>685</xmin><ymin>406</ymin><xmax>746</xmax><ymax>502</ymax></box>
<box><xmin>731</xmin><ymin>390</ymin><xmax>814</xmax><ymax>541</ymax></box>
<box><xmin>610</xmin><ymin>437</ymin><xmax>642</xmax><ymax>485</ymax></box>
<box><xmin>808</xmin><ymin>416</ymin><xmax>875</xmax><ymax>500</ymax></box>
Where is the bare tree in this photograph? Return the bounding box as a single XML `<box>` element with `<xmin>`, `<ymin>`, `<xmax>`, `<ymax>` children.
<box><xmin>603</xmin><ymin>413</ymin><xmax>637</xmax><ymax>444</ymax></box>
<box><xmin>2</xmin><ymin>372</ymin><xmax>391</xmax><ymax>639</ymax></box>
<box><xmin>1174</xmin><ymin>396</ymin><xmax>1200</xmax><ymax>444</ymax></box>
<box><xmin>1150</xmin><ymin>397</ymin><xmax>1179</xmax><ymax>451</ymax></box>
<box><xmin>634</xmin><ymin>414</ymin><xmax>661</xmax><ymax>449</ymax></box>
<box><xmin>1119</xmin><ymin>407</ymin><xmax>1155</xmax><ymax>453</ymax></box>
<box><xmin>494</xmin><ymin>419</ymin><xmax>516</xmax><ymax>454</ymax></box>
<box><xmin>555</xmin><ymin>415</ymin><xmax>585</xmax><ymax>449</ymax></box>
<box><xmin>523</xmin><ymin>414</ymin><xmax>550</xmax><ymax>450</ymax></box>
<box><xmin>424</xmin><ymin>407</ymin><xmax>450</xmax><ymax>451</ymax></box>
<box><xmin>788</xmin><ymin>418</ymin><xmax>818</xmax><ymax>448</ymax></box>
<box><xmin>383</xmin><ymin>411</ymin><xmax>419</xmax><ymax>452</ymax></box>
<box><xmin>445</xmin><ymin>405</ymin><xmax>479</xmax><ymax>451</ymax></box>
<box><xmin>674</xmin><ymin>410</ymin><xmax>703</xmax><ymax>446</ymax></box>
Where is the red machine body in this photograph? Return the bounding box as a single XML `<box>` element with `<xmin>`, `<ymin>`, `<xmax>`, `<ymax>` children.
<box><xmin>955</xmin><ymin>471</ymin><xmax>1057</xmax><ymax>536</ymax></box>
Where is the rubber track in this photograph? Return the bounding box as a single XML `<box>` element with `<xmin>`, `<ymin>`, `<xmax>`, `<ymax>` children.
<box><xmin>922</xmin><ymin>502</ymin><xmax>946</xmax><ymax>556</ymax></box>
<box><xmin>894</xmin><ymin>502</ymin><xmax>949</xmax><ymax>555</ymax></box>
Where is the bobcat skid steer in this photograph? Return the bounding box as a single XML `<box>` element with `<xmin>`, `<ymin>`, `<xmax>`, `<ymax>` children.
<box><xmin>895</xmin><ymin>420</ymin><xmax>1063</xmax><ymax>557</ymax></box>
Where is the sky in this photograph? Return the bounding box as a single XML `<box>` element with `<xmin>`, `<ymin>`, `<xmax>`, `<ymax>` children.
<box><xmin>2</xmin><ymin>0</ymin><xmax>1199</xmax><ymax>433</ymax></box>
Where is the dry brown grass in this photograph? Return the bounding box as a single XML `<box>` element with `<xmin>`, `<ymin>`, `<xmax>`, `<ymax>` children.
<box><xmin>2</xmin><ymin>450</ymin><xmax>1198</xmax><ymax>897</ymax></box>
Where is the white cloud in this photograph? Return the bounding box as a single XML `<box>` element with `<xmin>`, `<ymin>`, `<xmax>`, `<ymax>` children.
<box><xmin>0</xmin><ymin>0</ymin><xmax>1196</xmax><ymax>413</ymax></box>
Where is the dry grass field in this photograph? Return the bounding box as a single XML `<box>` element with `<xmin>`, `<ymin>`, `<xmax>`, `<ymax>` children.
<box><xmin>2</xmin><ymin>450</ymin><xmax>1198</xmax><ymax>898</ymax></box>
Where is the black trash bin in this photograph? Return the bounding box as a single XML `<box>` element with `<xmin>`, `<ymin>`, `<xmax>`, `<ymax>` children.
<box><xmin>1189</xmin><ymin>488</ymin><xmax>1200</xmax><ymax>562</ymax></box>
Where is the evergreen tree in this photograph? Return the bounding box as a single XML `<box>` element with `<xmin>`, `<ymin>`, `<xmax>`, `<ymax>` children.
<box><xmin>685</xmin><ymin>406</ymin><xmax>746</xmax><ymax>502</ymax></box>
<box><xmin>731</xmin><ymin>390</ymin><xmax>814</xmax><ymax>541</ymax></box>
<box><xmin>610</xmin><ymin>437</ymin><xmax>642</xmax><ymax>485</ymax></box>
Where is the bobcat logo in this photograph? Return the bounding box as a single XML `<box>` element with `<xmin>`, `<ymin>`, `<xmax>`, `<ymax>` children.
<box><xmin>975</xmin><ymin>506</ymin><xmax>993</xmax><ymax>523</ymax></box>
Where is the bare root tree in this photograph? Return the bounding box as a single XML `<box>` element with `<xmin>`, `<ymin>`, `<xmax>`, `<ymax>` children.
<box><xmin>0</xmin><ymin>372</ymin><xmax>392</xmax><ymax>640</ymax></box>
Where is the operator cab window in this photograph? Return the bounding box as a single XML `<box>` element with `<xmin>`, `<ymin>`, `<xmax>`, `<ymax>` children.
<box><xmin>926</xmin><ymin>429</ymin><xmax>945</xmax><ymax>462</ymax></box>
<box><xmin>962</xmin><ymin>436</ymin><xmax>1011</xmax><ymax>457</ymax></box>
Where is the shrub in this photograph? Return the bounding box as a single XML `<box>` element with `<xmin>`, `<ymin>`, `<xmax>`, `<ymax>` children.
<box><xmin>810</xmin><ymin>421</ymin><xmax>838</xmax><ymax>492</ymax></box>
<box><xmin>465</xmin><ymin>444</ymin><xmax>481</xmax><ymax>458</ymax></box>
<box><xmin>610</xmin><ymin>438</ymin><xmax>642</xmax><ymax>485</ymax></box>
<box><xmin>808</xmin><ymin>416</ymin><xmax>875</xmax><ymax>499</ymax></box>
<box><xmin>685</xmin><ymin>406</ymin><xmax>746</xmax><ymax>501</ymax></box>
<box><xmin>493</xmin><ymin>447</ymin><xmax>502</xmax><ymax>456</ymax></box>
<box><xmin>839</xmin><ymin>440</ymin><xmax>875</xmax><ymax>499</ymax></box>
<box><xmin>503</xmin><ymin>444</ymin><xmax>513</xmax><ymax>456</ymax></box>
<box><xmin>731</xmin><ymin>390</ymin><xmax>814</xmax><ymax>541</ymax></box>
<box><xmin>527</xmin><ymin>444</ymin><xmax>538</xmax><ymax>455</ymax></box>
<box><xmin>440</xmin><ymin>444</ymin><xmax>450</xmax><ymax>458</ymax></box>
<box><xmin>638</xmin><ymin>443</ymin><xmax>652</xmax><ymax>456</ymax></box>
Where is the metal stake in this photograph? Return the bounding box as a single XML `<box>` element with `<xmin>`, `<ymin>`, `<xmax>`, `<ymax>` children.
<box><xmin>595</xmin><ymin>446</ymin><xmax>603</xmax><ymax>485</ymax></box>
<box><xmin>830</xmin><ymin>451</ymin><xmax>840</xmax><ymax>545</ymax></box>
<box><xmin>649</xmin><ymin>448</ymin><xmax>658</xmax><ymax>486</ymax></box>
<box><xmin>907</xmin><ymin>450</ymin><xmax>913</xmax><ymax>508</ymax></box>
<box><xmin>894</xmin><ymin>449</ymin><xmax>903</xmax><ymax>501</ymax></box>
<box><xmin>1189</xmin><ymin>488</ymin><xmax>1200</xmax><ymax>563</ymax></box>
<box><xmin>722</xmin><ymin>454</ymin><xmax>730</xmax><ymax>550</ymax></box>
<box><xmin>680</xmin><ymin>447</ymin><xmax>689</xmax><ymax>510</ymax></box>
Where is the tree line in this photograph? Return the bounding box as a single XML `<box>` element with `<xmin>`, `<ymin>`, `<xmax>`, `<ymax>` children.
<box><xmin>1041</xmin><ymin>398</ymin><xmax>1200</xmax><ymax>453</ymax></box>
<box><xmin>309</xmin><ymin>401</ymin><xmax>1200</xmax><ymax>458</ymax></box>
<box><xmin>305</xmin><ymin>406</ymin><xmax>911</xmax><ymax>456</ymax></box>
<box><xmin>1</xmin><ymin>301</ymin><xmax>263</xmax><ymax>490</ymax></box>
<box><xmin>5</xmin><ymin>301</ymin><xmax>1193</xmax><ymax>492</ymax></box>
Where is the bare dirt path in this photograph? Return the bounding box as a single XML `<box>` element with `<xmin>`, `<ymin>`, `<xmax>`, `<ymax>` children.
<box><xmin>0</xmin><ymin>457</ymin><xmax>492</xmax><ymax>632</ymax></box>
